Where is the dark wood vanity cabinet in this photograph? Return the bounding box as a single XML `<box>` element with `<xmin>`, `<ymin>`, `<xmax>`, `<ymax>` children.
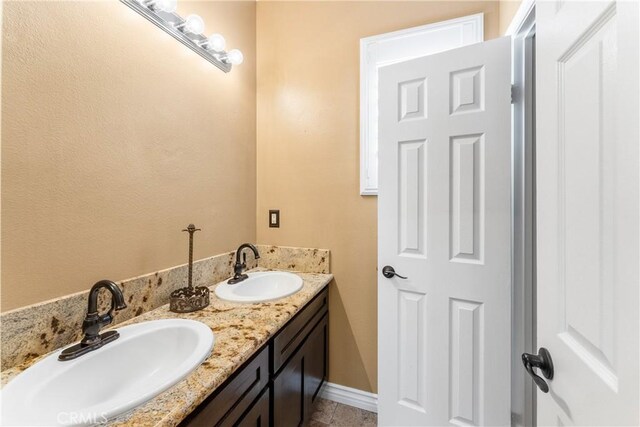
<box><xmin>181</xmin><ymin>287</ymin><xmax>328</xmax><ymax>427</ymax></box>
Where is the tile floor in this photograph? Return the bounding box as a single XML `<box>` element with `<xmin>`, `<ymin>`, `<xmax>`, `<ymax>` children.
<box><xmin>309</xmin><ymin>398</ymin><xmax>377</xmax><ymax>426</ymax></box>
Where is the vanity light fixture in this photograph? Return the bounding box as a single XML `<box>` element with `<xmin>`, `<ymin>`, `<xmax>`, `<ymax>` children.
<box><xmin>120</xmin><ymin>0</ymin><xmax>243</xmax><ymax>73</ymax></box>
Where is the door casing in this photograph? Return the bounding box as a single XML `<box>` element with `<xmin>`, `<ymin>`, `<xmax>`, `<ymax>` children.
<box><xmin>509</xmin><ymin>2</ymin><xmax>537</xmax><ymax>426</ymax></box>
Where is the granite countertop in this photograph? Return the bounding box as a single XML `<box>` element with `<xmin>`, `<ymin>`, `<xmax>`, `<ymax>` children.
<box><xmin>0</xmin><ymin>269</ymin><xmax>333</xmax><ymax>427</ymax></box>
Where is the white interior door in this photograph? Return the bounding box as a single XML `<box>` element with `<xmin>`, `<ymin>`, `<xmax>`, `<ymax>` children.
<box><xmin>377</xmin><ymin>37</ymin><xmax>511</xmax><ymax>426</ymax></box>
<box><xmin>535</xmin><ymin>1</ymin><xmax>639</xmax><ymax>425</ymax></box>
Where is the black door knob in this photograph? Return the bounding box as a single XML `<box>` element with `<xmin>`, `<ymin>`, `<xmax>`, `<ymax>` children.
<box><xmin>522</xmin><ymin>348</ymin><xmax>554</xmax><ymax>393</ymax></box>
<box><xmin>382</xmin><ymin>266</ymin><xmax>408</xmax><ymax>279</ymax></box>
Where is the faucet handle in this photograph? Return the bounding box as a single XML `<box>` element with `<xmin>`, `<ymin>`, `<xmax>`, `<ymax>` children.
<box><xmin>98</xmin><ymin>312</ymin><xmax>114</xmax><ymax>328</ymax></box>
<box><xmin>96</xmin><ymin>297</ymin><xmax>126</xmax><ymax>331</ymax></box>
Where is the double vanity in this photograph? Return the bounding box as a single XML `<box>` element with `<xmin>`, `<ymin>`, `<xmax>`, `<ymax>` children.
<box><xmin>0</xmin><ymin>246</ymin><xmax>332</xmax><ymax>427</ymax></box>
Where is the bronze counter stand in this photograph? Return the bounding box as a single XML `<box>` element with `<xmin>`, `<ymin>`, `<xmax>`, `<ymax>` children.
<box><xmin>170</xmin><ymin>224</ymin><xmax>210</xmax><ymax>313</ymax></box>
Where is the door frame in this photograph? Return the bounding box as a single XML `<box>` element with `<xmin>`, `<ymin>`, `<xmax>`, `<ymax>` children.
<box><xmin>508</xmin><ymin>1</ymin><xmax>536</xmax><ymax>426</ymax></box>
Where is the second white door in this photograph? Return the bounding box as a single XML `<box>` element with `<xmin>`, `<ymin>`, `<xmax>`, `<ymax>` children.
<box><xmin>535</xmin><ymin>0</ymin><xmax>639</xmax><ymax>425</ymax></box>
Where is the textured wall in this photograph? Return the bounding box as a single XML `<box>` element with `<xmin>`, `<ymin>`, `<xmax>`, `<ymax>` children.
<box><xmin>1</xmin><ymin>1</ymin><xmax>256</xmax><ymax>311</ymax></box>
<box><xmin>499</xmin><ymin>0</ymin><xmax>523</xmax><ymax>34</ymax></box>
<box><xmin>256</xmin><ymin>0</ymin><xmax>500</xmax><ymax>393</ymax></box>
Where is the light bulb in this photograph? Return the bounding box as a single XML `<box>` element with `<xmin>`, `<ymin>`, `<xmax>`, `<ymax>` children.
<box><xmin>226</xmin><ymin>49</ymin><xmax>244</xmax><ymax>65</ymax></box>
<box><xmin>155</xmin><ymin>0</ymin><xmax>177</xmax><ymax>12</ymax></box>
<box><xmin>206</xmin><ymin>33</ymin><xmax>226</xmax><ymax>52</ymax></box>
<box><xmin>183</xmin><ymin>14</ymin><xmax>205</xmax><ymax>34</ymax></box>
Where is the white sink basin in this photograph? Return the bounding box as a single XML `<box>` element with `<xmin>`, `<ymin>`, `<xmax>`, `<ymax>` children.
<box><xmin>215</xmin><ymin>271</ymin><xmax>303</xmax><ymax>303</ymax></box>
<box><xmin>1</xmin><ymin>319</ymin><xmax>214</xmax><ymax>426</ymax></box>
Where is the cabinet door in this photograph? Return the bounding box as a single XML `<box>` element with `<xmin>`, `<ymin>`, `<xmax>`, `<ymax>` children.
<box><xmin>273</xmin><ymin>313</ymin><xmax>329</xmax><ymax>427</ymax></box>
<box><xmin>235</xmin><ymin>387</ymin><xmax>270</xmax><ymax>427</ymax></box>
<box><xmin>273</xmin><ymin>350</ymin><xmax>304</xmax><ymax>427</ymax></box>
<box><xmin>303</xmin><ymin>314</ymin><xmax>328</xmax><ymax>421</ymax></box>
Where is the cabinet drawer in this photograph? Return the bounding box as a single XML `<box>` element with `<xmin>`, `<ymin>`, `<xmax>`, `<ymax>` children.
<box><xmin>272</xmin><ymin>288</ymin><xmax>328</xmax><ymax>373</ymax></box>
<box><xmin>181</xmin><ymin>345</ymin><xmax>269</xmax><ymax>427</ymax></box>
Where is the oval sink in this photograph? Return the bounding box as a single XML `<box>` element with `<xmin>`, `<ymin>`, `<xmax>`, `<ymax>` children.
<box><xmin>215</xmin><ymin>271</ymin><xmax>303</xmax><ymax>303</ymax></box>
<box><xmin>1</xmin><ymin>319</ymin><xmax>214</xmax><ymax>426</ymax></box>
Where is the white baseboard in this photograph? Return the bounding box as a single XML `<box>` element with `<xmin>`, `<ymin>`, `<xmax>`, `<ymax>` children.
<box><xmin>320</xmin><ymin>382</ymin><xmax>378</xmax><ymax>413</ymax></box>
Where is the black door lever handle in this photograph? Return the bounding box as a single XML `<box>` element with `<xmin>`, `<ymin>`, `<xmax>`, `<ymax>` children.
<box><xmin>382</xmin><ymin>266</ymin><xmax>408</xmax><ymax>279</ymax></box>
<box><xmin>522</xmin><ymin>348</ymin><xmax>554</xmax><ymax>393</ymax></box>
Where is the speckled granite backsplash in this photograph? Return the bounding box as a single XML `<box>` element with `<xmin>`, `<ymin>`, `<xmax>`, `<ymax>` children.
<box><xmin>257</xmin><ymin>245</ymin><xmax>330</xmax><ymax>273</ymax></box>
<box><xmin>0</xmin><ymin>245</ymin><xmax>329</xmax><ymax>371</ymax></box>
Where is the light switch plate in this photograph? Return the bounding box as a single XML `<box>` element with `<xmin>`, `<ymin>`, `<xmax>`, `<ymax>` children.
<box><xmin>269</xmin><ymin>210</ymin><xmax>280</xmax><ymax>228</ymax></box>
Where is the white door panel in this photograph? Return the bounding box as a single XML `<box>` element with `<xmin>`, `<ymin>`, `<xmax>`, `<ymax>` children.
<box><xmin>536</xmin><ymin>1</ymin><xmax>639</xmax><ymax>425</ymax></box>
<box><xmin>378</xmin><ymin>37</ymin><xmax>511</xmax><ymax>426</ymax></box>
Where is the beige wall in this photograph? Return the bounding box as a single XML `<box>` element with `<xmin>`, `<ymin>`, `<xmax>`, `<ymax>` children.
<box><xmin>1</xmin><ymin>1</ymin><xmax>256</xmax><ymax>311</ymax></box>
<box><xmin>256</xmin><ymin>1</ymin><xmax>500</xmax><ymax>393</ymax></box>
<box><xmin>499</xmin><ymin>0</ymin><xmax>522</xmax><ymax>34</ymax></box>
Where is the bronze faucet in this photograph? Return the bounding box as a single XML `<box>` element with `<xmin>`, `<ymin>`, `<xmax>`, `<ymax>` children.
<box><xmin>228</xmin><ymin>243</ymin><xmax>260</xmax><ymax>284</ymax></box>
<box><xmin>59</xmin><ymin>280</ymin><xmax>127</xmax><ymax>361</ymax></box>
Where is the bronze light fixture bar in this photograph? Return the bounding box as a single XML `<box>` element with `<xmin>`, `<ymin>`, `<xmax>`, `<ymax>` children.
<box><xmin>120</xmin><ymin>0</ymin><xmax>240</xmax><ymax>73</ymax></box>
